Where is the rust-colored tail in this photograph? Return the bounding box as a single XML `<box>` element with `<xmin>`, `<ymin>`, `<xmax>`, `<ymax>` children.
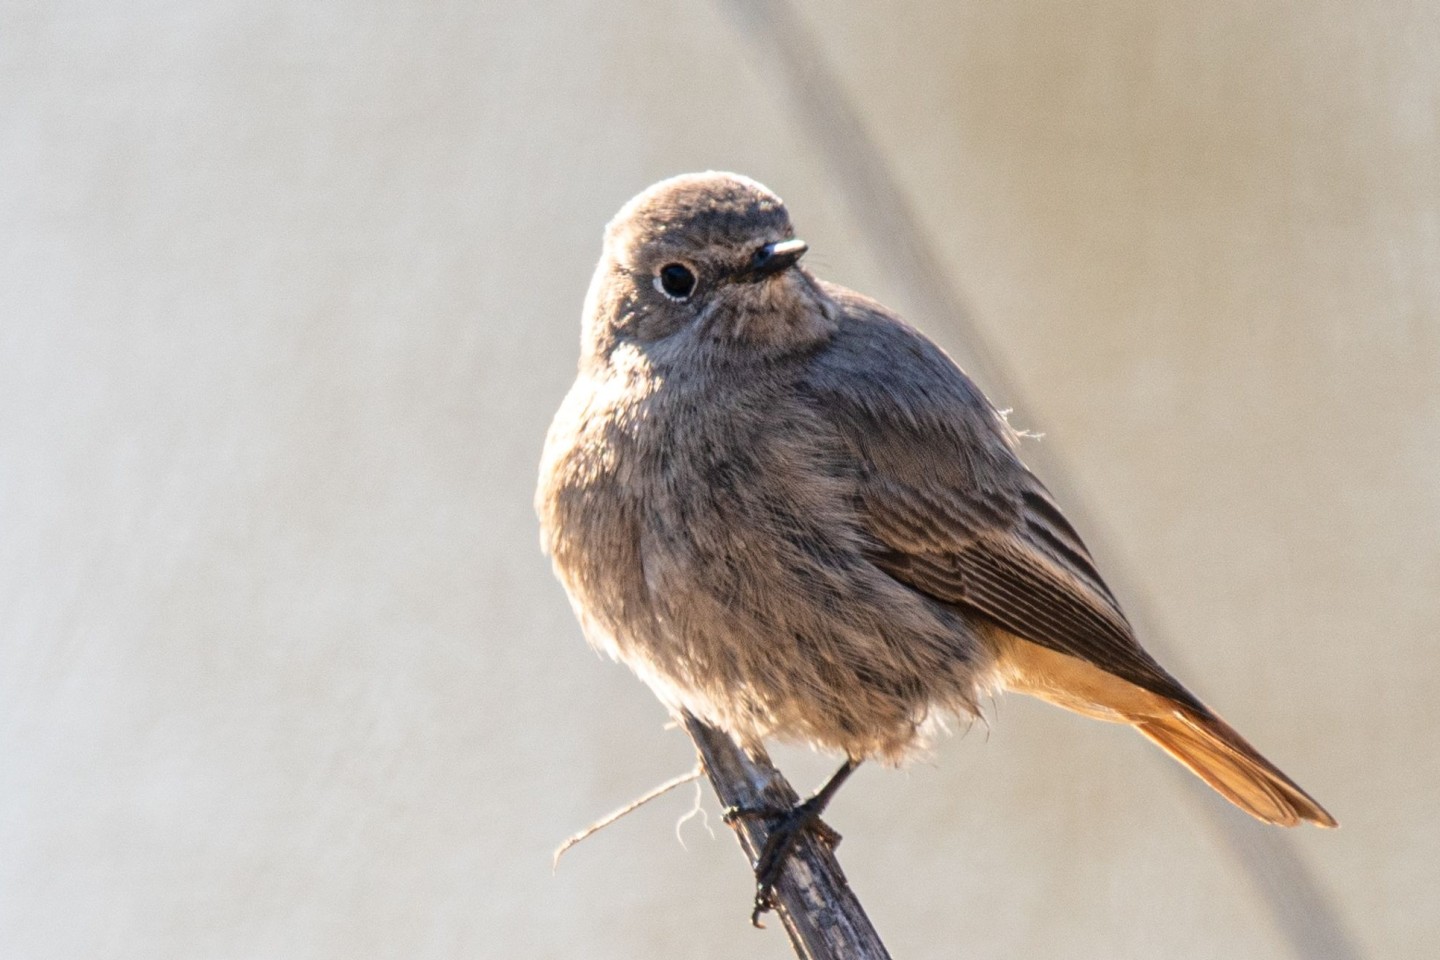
<box><xmin>997</xmin><ymin>635</ymin><xmax>1337</xmax><ymax>827</ymax></box>
<box><xmin>1135</xmin><ymin>706</ymin><xmax>1336</xmax><ymax>827</ymax></box>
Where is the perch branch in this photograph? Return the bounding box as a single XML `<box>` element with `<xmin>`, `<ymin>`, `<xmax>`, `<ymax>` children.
<box><xmin>680</xmin><ymin>711</ymin><xmax>892</xmax><ymax>960</ymax></box>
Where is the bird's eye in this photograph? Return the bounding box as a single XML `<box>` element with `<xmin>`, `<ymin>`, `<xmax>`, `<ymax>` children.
<box><xmin>655</xmin><ymin>263</ymin><xmax>697</xmax><ymax>301</ymax></box>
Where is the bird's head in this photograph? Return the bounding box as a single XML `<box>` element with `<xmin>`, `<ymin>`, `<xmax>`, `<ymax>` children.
<box><xmin>581</xmin><ymin>172</ymin><xmax>836</xmax><ymax>363</ymax></box>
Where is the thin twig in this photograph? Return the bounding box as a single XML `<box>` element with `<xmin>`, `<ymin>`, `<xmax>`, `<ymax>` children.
<box><xmin>553</xmin><ymin>765</ymin><xmax>703</xmax><ymax>868</ymax></box>
<box><xmin>681</xmin><ymin>712</ymin><xmax>892</xmax><ymax>960</ymax></box>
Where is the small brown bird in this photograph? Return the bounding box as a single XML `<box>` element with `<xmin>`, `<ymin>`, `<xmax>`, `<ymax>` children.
<box><xmin>537</xmin><ymin>171</ymin><xmax>1335</xmax><ymax>906</ymax></box>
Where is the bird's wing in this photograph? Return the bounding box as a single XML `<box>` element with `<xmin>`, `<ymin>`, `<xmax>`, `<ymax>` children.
<box><xmin>805</xmin><ymin>295</ymin><xmax>1196</xmax><ymax>707</ymax></box>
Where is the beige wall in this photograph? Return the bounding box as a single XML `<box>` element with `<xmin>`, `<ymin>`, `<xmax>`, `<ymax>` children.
<box><xmin>2</xmin><ymin>2</ymin><xmax>1435</xmax><ymax>957</ymax></box>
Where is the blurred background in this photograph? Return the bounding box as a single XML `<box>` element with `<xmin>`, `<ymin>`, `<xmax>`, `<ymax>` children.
<box><xmin>2</xmin><ymin>2</ymin><xmax>1437</xmax><ymax>957</ymax></box>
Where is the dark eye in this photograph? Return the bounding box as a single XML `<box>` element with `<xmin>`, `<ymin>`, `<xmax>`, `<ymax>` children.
<box><xmin>655</xmin><ymin>262</ymin><xmax>697</xmax><ymax>300</ymax></box>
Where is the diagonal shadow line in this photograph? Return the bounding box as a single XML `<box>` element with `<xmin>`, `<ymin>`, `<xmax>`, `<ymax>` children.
<box><xmin>715</xmin><ymin>2</ymin><xmax>1363</xmax><ymax>958</ymax></box>
<box><xmin>1191</xmin><ymin>785</ymin><xmax>1364</xmax><ymax>960</ymax></box>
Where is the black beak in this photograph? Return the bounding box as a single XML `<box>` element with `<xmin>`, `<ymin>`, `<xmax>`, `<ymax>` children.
<box><xmin>740</xmin><ymin>238</ymin><xmax>808</xmax><ymax>282</ymax></box>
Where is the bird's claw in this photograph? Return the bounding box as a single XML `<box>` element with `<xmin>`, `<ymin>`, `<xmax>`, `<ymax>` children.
<box><xmin>721</xmin><ymin>801</ymin><xmax>787</xmax><ymax>826</ymax></box>
<box><xmin>735</xmin><ymin>796</ymin><xmax>843</xmax><ymax>928</ymax></box>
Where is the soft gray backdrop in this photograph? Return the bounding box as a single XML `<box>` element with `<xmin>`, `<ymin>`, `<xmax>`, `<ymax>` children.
<box><xmin>2</xmin><ymin>2</ymin><xmax>1436</xmax><ymax>958</ymax></box>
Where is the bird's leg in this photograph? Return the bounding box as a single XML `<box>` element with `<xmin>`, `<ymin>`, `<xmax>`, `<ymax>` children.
<box><xmin>723</xmin><ymin>758</ymin><xmax>861</xmax><ymax>925</ymax></box>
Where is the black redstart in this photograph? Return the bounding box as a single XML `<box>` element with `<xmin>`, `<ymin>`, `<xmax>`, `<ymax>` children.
<box><xmin>537</xmin><ymin>171</ymin><xmax>1335</xmax><ymax>906</ymax></box>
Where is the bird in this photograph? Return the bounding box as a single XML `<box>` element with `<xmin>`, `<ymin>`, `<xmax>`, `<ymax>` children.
<box><xmin>536</xmin><ymin>170</ymin><xmax>1335</xmax><ymax>914</ymax></box>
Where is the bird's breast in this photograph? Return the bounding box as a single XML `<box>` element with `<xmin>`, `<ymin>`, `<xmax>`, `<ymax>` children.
<box><xmin>540</xmin><ymin>358</ymin><xmax>855</xmax><ymax>634</ymax></box>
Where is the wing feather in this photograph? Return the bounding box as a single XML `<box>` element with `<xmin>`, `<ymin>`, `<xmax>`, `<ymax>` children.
<box><xmin>797</xmin><ymin>286</ymin><xmax>1333</xmax><ymax>826</ymax></box>
<box><xmin>807</xmin><ymin>290</ymin><xmax>1197</xmax><ymax>707</ymax></box>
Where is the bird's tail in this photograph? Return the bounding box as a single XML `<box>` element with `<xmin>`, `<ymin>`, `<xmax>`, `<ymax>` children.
<box><xmin>995</xmin><ymin>634</ymin><xmax>1337</xmax><ymax>827</ymax></box>
<box><xmin>1134</xmin><ymin>705</ymin><xmax>1337</xmax><ymax>828</ymax></box>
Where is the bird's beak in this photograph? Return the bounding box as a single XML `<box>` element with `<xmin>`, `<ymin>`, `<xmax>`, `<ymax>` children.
<box><xmin>740</xmin><ymin>238</ymin><xmax>808</xmax><ymax>282</ymax></box>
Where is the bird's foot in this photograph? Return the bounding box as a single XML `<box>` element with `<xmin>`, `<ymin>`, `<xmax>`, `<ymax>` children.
<box><xmin>723</xmin><ymin>799</ymin><xmax>844</xmax><ymax>847</ymax></box>
<box><xmin>721</xmin><ymin>759</ymin><xmax>860</xmax><ymax>927</ymax></box>
<box><xmin>723</xmin><ymin>796</ymin><xmax>842</xmax><ymax>927</ymax></box>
